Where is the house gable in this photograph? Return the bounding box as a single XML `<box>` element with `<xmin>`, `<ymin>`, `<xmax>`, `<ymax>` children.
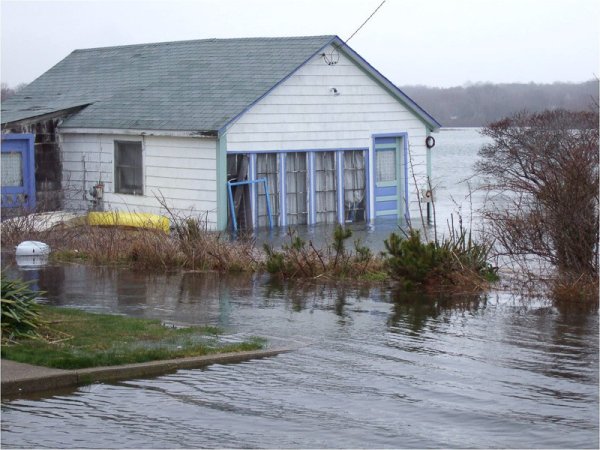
<box><xmin>224</xmin><ymin>43</ymin><xmax>434</xmax><ymax>151</ymax></box>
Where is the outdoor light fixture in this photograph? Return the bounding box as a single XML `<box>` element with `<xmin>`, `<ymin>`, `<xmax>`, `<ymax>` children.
<box><xmin>330</xmin><ymin>87</ymin><xmax>340</xmax><ymax>96</ymax></box>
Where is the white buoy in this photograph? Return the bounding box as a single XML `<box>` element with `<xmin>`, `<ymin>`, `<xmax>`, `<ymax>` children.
<box><xmin>15</xmin><ymin>241</ymin><xmax>51</xmax><ymax>256</ymax></box>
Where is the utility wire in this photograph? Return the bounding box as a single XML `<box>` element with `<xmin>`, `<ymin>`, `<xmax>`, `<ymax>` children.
<box><xmin>344</xmin><ymin>0</ymin><xmax>387</xmax><ymax>44</ymax></box>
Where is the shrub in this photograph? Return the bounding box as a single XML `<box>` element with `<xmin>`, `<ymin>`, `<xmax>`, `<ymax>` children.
<box><xmin>383</xmin><ymin>228</ymin><xmax>496</xmax><ymax>290</ymax></box>
<box><xmin>1</xmin><ymin>275</ymin><xmax>43</xmax><ymax>344</ymax></box>
<box><xmin>476</xmin><ymin>109</ymin><xmax>599</xmax><ymax>279</ymax></box>
<box><xmin>264</xmin><ymin>225</ymin><xmax>384</xmax><ymax>280</ymax></box>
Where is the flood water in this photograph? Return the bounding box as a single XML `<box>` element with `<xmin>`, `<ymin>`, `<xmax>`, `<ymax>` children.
<box><xmin>2</xmin><ymin>129</ymin><xmax>598</xmax><ymax>448</ymax></box>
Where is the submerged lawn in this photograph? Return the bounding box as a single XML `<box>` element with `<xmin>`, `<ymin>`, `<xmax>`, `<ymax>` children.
<box><xmin>1</xmin><ymin>306</ymin><xmax>265</xmax><ymax>370</ymax></box>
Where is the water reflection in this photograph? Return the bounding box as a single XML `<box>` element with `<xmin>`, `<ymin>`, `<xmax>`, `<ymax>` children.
<box><xmin>388</xmin><ymin>290</ymin><xmax>487</xmax><ymax>333</ymax></box>
<box><xmin>1</xmin><ymin>263</ymin><xmax>598</xmax><ymax>448</ymax></box>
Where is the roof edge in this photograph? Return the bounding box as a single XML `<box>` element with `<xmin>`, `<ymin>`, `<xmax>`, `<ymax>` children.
<box><xmin>219</xmin><ymin>35</ymin><xmax>441</xmax><ymax>134</ymax></box>
<box><xmin>58</xmin><ymin>126</ymin><xmax>218</xmax><ymax>138</ymax></box>
<box><xmin>218</xmin><ymin>36</ymin><xmax>339</xmax><ymax>135</ymax></box>
<box><xmin>1</xmin><ymin>104</ymin><xmax>91</xmax><ymax>127</ymax></box>
<box><xmin>72</xmin><ymin>35</ymin><xmax>338</xmax><ymax>54</ymax></box>
<box><xmin>331</xmin><ymin>37</ymin><xmax>441</xmax><ymax>131</ymax></box>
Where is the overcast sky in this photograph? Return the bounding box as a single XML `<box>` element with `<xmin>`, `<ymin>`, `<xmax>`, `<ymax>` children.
<box><xmin>1</xmin><ymin>0</ymin><xmax>598</xmax><ymax>88</ymax></box>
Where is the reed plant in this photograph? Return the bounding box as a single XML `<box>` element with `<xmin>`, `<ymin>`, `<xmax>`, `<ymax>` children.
<box><xmin>263</xmin><ymin>225</ymin><xmax>385</xmax><ymax>280</ymax></box>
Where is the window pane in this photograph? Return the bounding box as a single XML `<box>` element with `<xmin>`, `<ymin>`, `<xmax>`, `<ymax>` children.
<box><xmin>344</xmin><ymin>150</ymin><xmax>365</xmax><ymax>222</ymax></box>
<box><xmin>286</xmin><ymin>152</ymin><xmax>308</xmax><ymax>225</ymax></box>
<box><xmin>315</xmin><ymin>151</ymin><xmax>337</xmax><ymax>224</ymax></box>
<box><xmin>1</xmin><ymin>152</ymin><xmax>23</xmax><ymax>187</ymax></box>
<box><xmin>226</xmin><ymin>154</ymin><xmax>251</xmax><ymax>229</ymax></box>
<box><xmin>115</xmin><ymin>141</ymin><xmax>143</xmax><ymax>195</ymax></box>
<box><xmin>256</xmin><ymin>153</ymin><xmax>279</xmax><ymax>228</ymax></box>
<box><xmin>376</xmin><ymin>149</ymin><xmax>396</xmax><ymax>183</ymax></box>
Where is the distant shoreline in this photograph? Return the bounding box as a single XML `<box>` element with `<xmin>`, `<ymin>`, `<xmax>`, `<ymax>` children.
<box><xmin>400</xmin><ymin>80</ymin><xmax>598</xmax><ymax>127</ymax></box>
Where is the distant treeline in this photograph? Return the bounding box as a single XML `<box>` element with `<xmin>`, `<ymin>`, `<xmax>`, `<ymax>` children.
<box><xmin>400</xmin><ymin>80</ymin><xmax>599</xmax><ymax>127</ymax></box>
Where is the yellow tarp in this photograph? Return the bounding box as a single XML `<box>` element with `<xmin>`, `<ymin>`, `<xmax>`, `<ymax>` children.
<box><xmin>87</xmin><ymin>212</ymin><xmax>170</xmax><ymax>233</ymax></box>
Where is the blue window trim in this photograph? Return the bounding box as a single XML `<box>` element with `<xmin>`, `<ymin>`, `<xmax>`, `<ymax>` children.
<box><xmin>308</xmin><ymin>152</ymin><xmax>316</xmax><ymax>225</ymax></box>
<box><xmin>372</xmin><ymin>132</ymin><xmax>410</xmax><ymax>222</ymax></box>
<box><xmin>279</xmin><ymin>153</ymin><xmax>287</xmax><ymax>227</ymax></box>
<box><xmin>1</xmin><ymin>133</ymin><xmax>36</xmax><ymax>211</ymax></box>
<box><xmin>364</xmin><ymin>148</ymin><xmax>370</xmax><ymax>222</ymax></box>
<box><xmin>227</xmin><ymin>146</ymin><xmax>371</xmax><ymax>228</ymax></box>
<box><xmin>228</xmin><ymin>178</ymin><xmax>273</xmax><ymax>231</ymax></box>
<box><xmin>336</xmin><ymin>151</ymin><xmax>344</xmax><ymax>224</ymax></box>
<box><xmin>249</xmin><ymin>153</ymin><xmax>257</xmax><ymax>229</ymax></box>
<box><xmin>226</xmin><ymin>146</ymin><xmax>367</xmax><ymax>154</ymax></box>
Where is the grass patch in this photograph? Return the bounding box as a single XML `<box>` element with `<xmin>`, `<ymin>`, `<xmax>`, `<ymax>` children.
<box><xmin>1</xmin><ymin>305</ymin><xmax>265</xmax><ymax>370</ymax></box>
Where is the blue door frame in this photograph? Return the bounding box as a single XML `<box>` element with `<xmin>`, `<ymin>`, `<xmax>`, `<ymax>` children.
<box><xmin>372</xmin><ymin>133</ymin><xmax>409</xmax><ymax>220</ymax></box>
<box><xmin>1</xmin><ymin>133</ymin><xmax>36</xmax><ymax>210</ymax></box>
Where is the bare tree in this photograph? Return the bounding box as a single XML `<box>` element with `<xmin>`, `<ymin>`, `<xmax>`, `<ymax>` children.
<box><xmin>1</xmin><ymin>82</ymin><xmax>27</xmax><ymax>101</ymax></box>
<box><xmin>476</xmin><ymin>109</ymin><xmax>599</xmax><ymax>278</ymax></box>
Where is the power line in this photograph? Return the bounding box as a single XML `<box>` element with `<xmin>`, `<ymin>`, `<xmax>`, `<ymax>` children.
<box><xmin>344</xmin><ymin>0</ymin><xmax>387</xmax><ymax>44</ymax></box>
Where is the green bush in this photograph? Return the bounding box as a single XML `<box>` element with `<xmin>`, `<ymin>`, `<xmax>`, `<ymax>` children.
<box><xmin>383</xmin><ymin>229</ymin><xmax>497</xmax><ymax>290</ymax></box>
<box><xmin>1</xmin><ymin>275</ymin><xmax>44</xmax><ymax>344</ymax></box>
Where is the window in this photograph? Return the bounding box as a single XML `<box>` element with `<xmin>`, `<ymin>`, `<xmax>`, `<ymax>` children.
<box><xmin>256</xmin><ymin>153</ymin><xmax>279</xmax><ymax>228</ymax></box>
<box><xmin>376</xmin><ymin>149</ymin><xmax>396</xmax><ymax>183</ymax></box>
<box><xmin>344</xmin><ymin>150</ymin><xmax>366</xmax><ymax>222</ymax></box>
<box><xmin>286</xmin><ymin>152</ymin><xmax>308</xmax><ymax>225</ymax></box>
<box><xmin>314</xmin><ymin>151</ymin><xmax>337</xmax><ymax>223</ymax></box>
<box><xmin>227</xmin><ymin>154</ymin><xmax>251</xmax><ymax>229</ymax></box>
<box><xmin>115</xmin><ymin>141</ymin><xmax>143</xmax><ymax>195</ymax></box>
<box><xmin>1</xmin><ymin>152</ymin><xmax>23</xmax><ymax>187</ymax></box>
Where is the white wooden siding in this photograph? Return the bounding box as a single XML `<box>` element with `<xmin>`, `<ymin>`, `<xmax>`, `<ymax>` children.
<box><xmin>225</xmin><ymin>45</ymin><xmax>431</xmax><ymax>219</ymax></box>
<box><xmin>60</xmin><ymin>133</ymin><xmax>218</xmax><ymax>226</ymax></box>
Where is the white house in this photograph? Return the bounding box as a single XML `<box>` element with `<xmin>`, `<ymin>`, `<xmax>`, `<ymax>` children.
<box><xmin>1</xmin><ymin>35</ymin><xmax>440</xmax><ymax>230</ymax></box>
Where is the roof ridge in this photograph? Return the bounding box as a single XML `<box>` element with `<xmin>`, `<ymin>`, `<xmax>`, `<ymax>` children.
<box><xmin>72</xmin><ymin>35</ymin><xmax>337</xmax><ymax>53</ymax></box>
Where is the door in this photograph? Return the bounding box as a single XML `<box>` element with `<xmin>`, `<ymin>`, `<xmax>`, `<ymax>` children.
<box><xmin>373</xmin><ymin>135</ymin><xmax>405</xmax><ymax>219</ymax></box>
<box><xmin>1</xmin><ymin>134</ymin><xmax>36</xmax><ymax>210</ymax></box>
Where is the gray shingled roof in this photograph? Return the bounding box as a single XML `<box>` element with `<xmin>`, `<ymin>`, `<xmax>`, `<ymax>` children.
<box><xmin>1</xmin><ymin>36</ymin><xmax>336</xmax><ymax>131</ymax></box>
<box><xmin>1</xmin><ymin>35</ymin><xmax>441</xmax><ymax>132</ymax></box>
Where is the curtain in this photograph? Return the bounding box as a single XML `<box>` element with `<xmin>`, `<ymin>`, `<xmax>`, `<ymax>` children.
<box><xmin>286</xmin><ymin>152</ymin><xmax>308</xmax><ymax>225</ymax></box>
<box><xmin>315</xmin><ymin>151</ymin><xmax>337</xmax><ymax>224</ymax></box>
<box><xmin>256</xmin><ymin>153</ymin><xmax>279</xmax><ymax>228</ymax></box>
<box><xmin>344</xmin><ymin>150</ymin><xmax>366</xmax><ymax>222</ymax></box>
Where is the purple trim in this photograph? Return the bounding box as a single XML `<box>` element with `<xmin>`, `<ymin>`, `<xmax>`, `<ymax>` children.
<box><xmin>227</xmin><ymin>146</ymin><xmax>368</xmax><ymax>154</ymax></box>
<box><xmin>373</xmin><ymin>136</ymin><xmax>397</xmax><ymax>145</ymax></box>
<box><xmin>372</xmin><ymin>132</ymin><xmax>411</xmax><ymax>221</ymax></box>
<box><xmin>375</xmin><ymin>186</ymin><xmax>397</xmax><ymax>197</ymax></box>
<box><xmin>336</xmin><ymin>151</ymin><xmax>344</xmax><ymax>224</ymax></box>
<box><xmin>249</xmin><ymin>153</ymin><xmax>257</xmax><ymax>228</ymax></box>
<box><xmin>279</xmin><ymin>154</ymin><xmax>286</xmax><ymax>227</ymax></box>
<box><xmin>375</xmin><ymin>200</ymin><xmax>398</xmax><ymax>212</ymax></box>
<box><xmin>364</xmin><ymin>149</ymin><xmax>370</xmax><ymax>222</ymax></box>
<box><xmin>1</xmin><ymin>133</ymin><xmax>36</xmax><ymax>210</ymax></box>
<box><xmin>402</xmin><ymin>135</ymin><xmax>410</xmax><ymax>222</ymax></box>
<box><xmin>308</xmin><ymin>152</ymin><xmax>316</xmax><ymax>225</ymax></box>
